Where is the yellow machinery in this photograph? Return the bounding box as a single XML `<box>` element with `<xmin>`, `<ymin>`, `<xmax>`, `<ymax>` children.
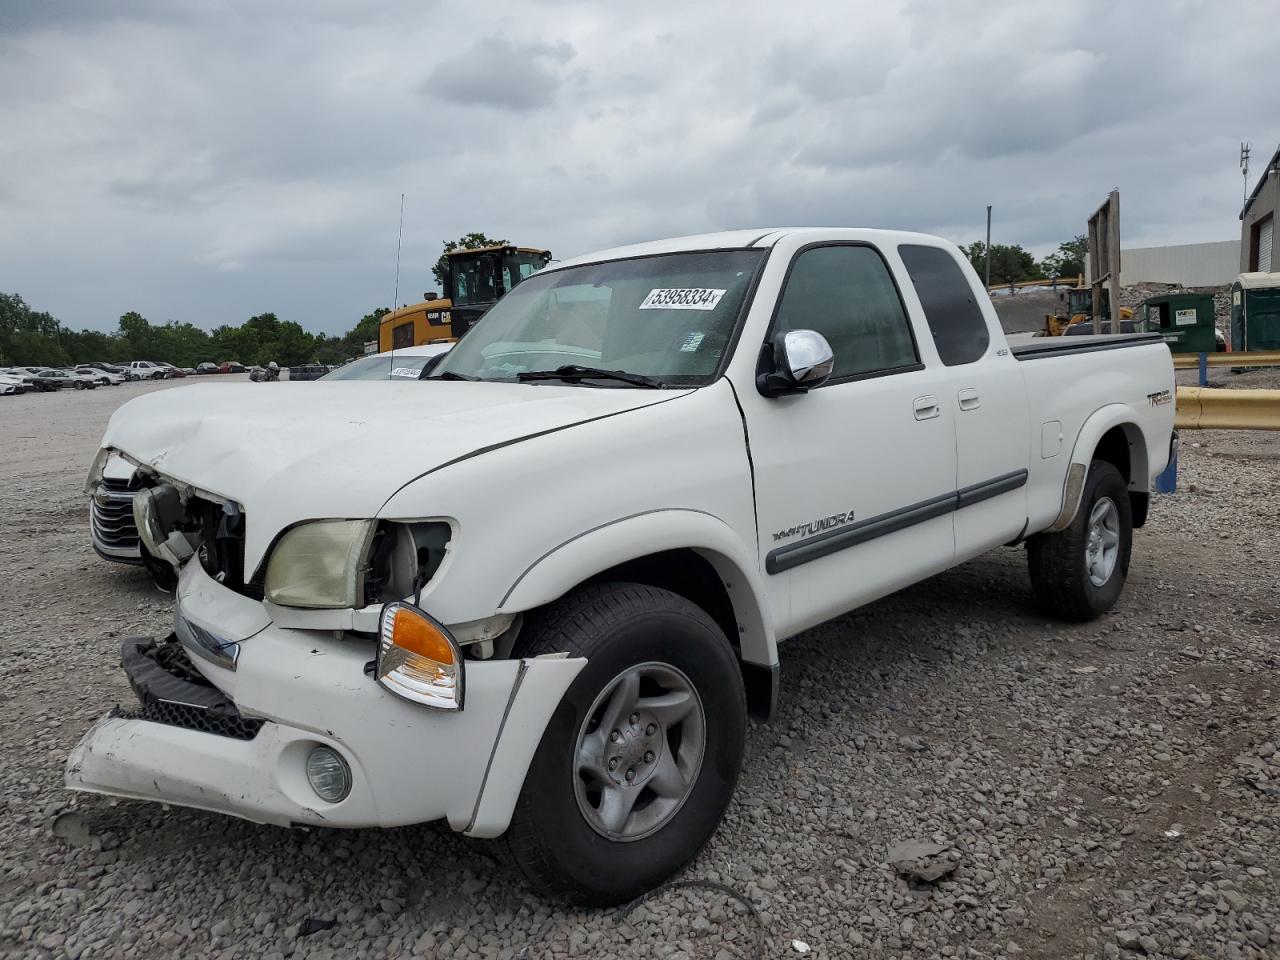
<box><xmin>379</xmin><ymin>245</ymin><xmax>552</xmax><ymax>352</ymax></box>
<box><xmin>1044</xmin><ymin>286</ymin><xmax>1133</xmax><ymax>336</ymax></box>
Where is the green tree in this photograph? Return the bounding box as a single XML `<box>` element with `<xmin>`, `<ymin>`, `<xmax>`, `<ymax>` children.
<box><xmin>431</xmin><ymin>232</ymin><xmax>508</xmax><ymax>289</ymax></box>
<box><xmin>1039</xmin><ymin>235</ymin><xmax>1088</xmax><ymax>281</ymax></box>
<box><xmin>963</xmin><ymin>241</ymin><xmax>1042</xmax><ymax>285</ymax></box>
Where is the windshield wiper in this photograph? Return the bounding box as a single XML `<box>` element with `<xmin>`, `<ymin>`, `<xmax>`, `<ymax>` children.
<box><xmin>433</xmin><ymin>370</ymin><xmax>480</xmax><ymax>381</ymax></box>
<box><xmin>516</xmin><ymin>365</ymin><xmax>667</xmax><ymax>388</ymax></box>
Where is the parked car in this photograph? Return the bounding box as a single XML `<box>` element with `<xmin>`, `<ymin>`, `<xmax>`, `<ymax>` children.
<box><xmin>159</xmin><ymin>363</ymin><xmax>187</xmax><ymax>378</ymax></box>
<box><xmin>76</xmin><ymin>366</ymin><xmax>124</xmax><ymax>387</ymax></box>
<box><xmin>217</xmin><ymin>361</ymin><xmax>245</xmax><ymax>374</ymax></box>
<box><xmin>0</xmin><ymin>373</ymin><xmax>26</xmax><ymax>395</ymax></box>
<box><xmin>0</xmin><ymin>368</ymin><xmax>39</xmax><ymax>391</ymax></box>
<box><xmin>319</xmin><ymin>343</ymin><xmax>452</xmax><ymax>381</ymax></box>
<box><xmin>3</xmin><ymin>367</ymin><xmax>57</xmax><ymax>391</ymax></box>
<box><xmin>129</xmin><ymin>361</ymin><xmax>170</xmax><ymax>380</ymax></box>
<box><xmin>182</xmin><ymin>367</ymin><xmax>197</xmax><ymax>376</ymax></box>
<box><xmin>196</xmin><ymin>362</ymin><xmax>220</xmax><ymax>375</ymax></box>
<box><xmin>79</xmin><ymin>361</ymin><xmax>132</xmax><ymax>379</ymax></box>
<box><xmin>72</xmin><ymin>227</ymin><xmax>1176</xmax><ymax>905</ymax></box>
<box><xmin>30</xmin><ymin>368</ymin><xmax>92</xmax><ymax>390</ymax></box>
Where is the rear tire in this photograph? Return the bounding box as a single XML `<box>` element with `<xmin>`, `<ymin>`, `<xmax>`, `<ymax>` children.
<box><xmin>505</xmin><ymin>582</ymin><xmax>746</xmax><ymax>906</ymax></box>
<box><xmin>1027</xmin><ymin>460</ymin><xmax>1132</xmax><ymax>621</ymax></box>
<box><xmin>74</xmin><ymin>380</ymin><xmax>85</xmax><ymax>390</ymax></box>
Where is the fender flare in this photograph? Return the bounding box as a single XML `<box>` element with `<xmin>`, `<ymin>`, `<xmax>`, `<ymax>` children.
<box><xmin>497</xmin><ymin>509</ymin><xmax>777</xmax><ymax>668</ymax></box>
<box><xmin>1048</xmin><ymin>403</ymin><xmax>1148</xmax><ymax>531</ymax></box>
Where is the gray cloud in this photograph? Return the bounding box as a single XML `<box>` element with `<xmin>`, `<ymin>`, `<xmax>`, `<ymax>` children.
<box><xmin>0</xmin><ymin>0</ymin><xmax>1277</xmax><ymax>336</ymax></box>
<box><xmin>425</xmin><ymin>35</ymin><xmax>574</xmax><ymax>112</ymax></box>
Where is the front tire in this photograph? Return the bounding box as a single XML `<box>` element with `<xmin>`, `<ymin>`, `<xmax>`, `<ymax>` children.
<box><xmin>506</xmin><ymin>582</ymin><xmax>746</xmax><ymax>906</ymax></box>
<box><xmin>1027</xmin><ymin>460</ymin><xmax>1132</xmax><ymax>621</ymax></box>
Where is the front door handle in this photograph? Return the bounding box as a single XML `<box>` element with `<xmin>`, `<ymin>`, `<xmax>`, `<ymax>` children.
<box><xmin>913</xmin><ymin>395</ymin><xmax>940</xmax><ymax>420</ymax></box>
<box><xmin>958</xmin><ymin>387</ymin><xmax>980</xmax><ymax>411</ymax></box>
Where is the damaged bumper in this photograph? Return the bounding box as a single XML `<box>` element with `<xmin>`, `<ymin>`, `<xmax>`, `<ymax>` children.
<box><xmin>66</xmin><ymin>562</ymin><xmax>585</xmax><ymax>837</ymax></box>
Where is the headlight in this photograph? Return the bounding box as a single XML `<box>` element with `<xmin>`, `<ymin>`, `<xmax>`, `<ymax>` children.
<box><xmin>375</xmin><ymin>601</ymin><xmax>464</xmax><ymax>710</ymax></box>
<box><xmin>264</xmin><ymin>520</ymin><xmax>375</xmax><ymax>608</ymax></box>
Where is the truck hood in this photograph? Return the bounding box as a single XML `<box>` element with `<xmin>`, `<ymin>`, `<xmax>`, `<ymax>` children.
<box><xmin>102</xmin><ymin>381</ymin><xmax>687</xmax><ymax>575</ymax></box>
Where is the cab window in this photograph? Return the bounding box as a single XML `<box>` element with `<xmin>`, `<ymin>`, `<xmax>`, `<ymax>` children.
<box><xmin>772</xmin><ymin>244</ymin><xmax>919</xmax><ymax>381</ymax></box>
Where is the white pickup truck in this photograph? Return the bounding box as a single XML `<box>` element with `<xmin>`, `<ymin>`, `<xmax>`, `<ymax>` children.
<box><xmin>69</xmin><ymin>228</ymin><xmax>1176</xmax><ymax>904</ymax></box>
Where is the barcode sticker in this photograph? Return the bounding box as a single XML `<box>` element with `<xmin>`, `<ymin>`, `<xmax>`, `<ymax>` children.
<box><xmin>639</xmin><ymin>288</ymin><xmax>727</xmax><ymax>311</ymax></box>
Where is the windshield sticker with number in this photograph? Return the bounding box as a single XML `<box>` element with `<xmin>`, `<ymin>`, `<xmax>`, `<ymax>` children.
<box><xmin>391</xmin><ymin>367</ymin><xmax>422</xmax><ymax>378</ymax></box>
<box><xmin>639</xmin><ymin>288</ymin><xmax>727</xmax><ymax>311</ymax></box>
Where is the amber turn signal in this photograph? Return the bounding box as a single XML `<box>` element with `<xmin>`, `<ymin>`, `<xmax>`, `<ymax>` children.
<box><xmin>376</xmin><ymin>601</ymin><xmax>464</xmax><ymax>711</ymax></box>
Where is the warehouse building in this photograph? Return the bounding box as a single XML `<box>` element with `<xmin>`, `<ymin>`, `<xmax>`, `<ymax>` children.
<box><xmin>1241</xmin><ymin>143</ymin><xmax>1278</xmax><ymax>273</ymax></box>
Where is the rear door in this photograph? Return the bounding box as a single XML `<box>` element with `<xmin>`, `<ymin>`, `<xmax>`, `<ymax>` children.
<box><xmin>897</xmin><ymin>244</ymin><xmax>1030</xmax><ymax>560</ymax></box>
<box><xmin>740</xmin><ymin>242</ymin><xmax>957</xmax><ymax>637</ymax></box>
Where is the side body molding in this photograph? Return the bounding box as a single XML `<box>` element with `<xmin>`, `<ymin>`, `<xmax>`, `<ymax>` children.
<box><xmin>1048</xmin><ymin>403</ymin><xmax>1151</xmax><ymax>532</ymax></box>
<box><xmin>498</xmin><ymin>509</ymin><xmax>777</xmax><ymax>668</ymax></box>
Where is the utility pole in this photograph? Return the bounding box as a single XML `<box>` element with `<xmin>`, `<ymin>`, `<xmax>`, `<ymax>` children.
<box><xmin>1240</xmin><ymin>142</ymin><xmax>1251</xmax><ymax>209</ymax></box>
<box><xmin>985</xmin><ymin>205</ymin><xmax>992</xmax><ymax>287</ymax></box>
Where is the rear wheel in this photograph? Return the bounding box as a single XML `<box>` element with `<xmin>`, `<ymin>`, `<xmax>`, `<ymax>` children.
<box><xmin>505</xmin><ymin>582</ymin><xmax>746</xmax><ymax>905</ymax></box>
<box><xmin>73</xmin><ymin>380</ymin><xmax>85</xmax><ymax>390</ymax></box>
<box><xmin>1027</xmin><ymin>460</ymin><xmax>1132</xmax><ymax>621</ymax></box>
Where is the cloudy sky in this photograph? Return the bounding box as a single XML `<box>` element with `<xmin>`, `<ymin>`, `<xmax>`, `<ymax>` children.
<box><xmin>2</xmin><ymin>0</ymin><xmax>1278</xmax><ymax>336</ymax></box>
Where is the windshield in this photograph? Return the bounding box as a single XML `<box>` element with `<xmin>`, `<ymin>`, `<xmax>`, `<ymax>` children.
<box><xmin>434</xmin><ymin>249</ymin><xmax>765</xmax><ymax>386</ymax></box>
<box><xmin>321</xmin><ymin>352</ymin><xmax>444</xmax><ymax>381</ymax></box>
<box><xmin>451</xmin><ymin>253</ymin><xmax>500</xmax><ymax>307</ymax></box>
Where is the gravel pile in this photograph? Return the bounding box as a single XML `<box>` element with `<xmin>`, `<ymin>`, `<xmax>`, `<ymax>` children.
<box><xmin>1</xmin><ymin>380</ymin><xmax>1278</xmax><ymax>959</ymax></box>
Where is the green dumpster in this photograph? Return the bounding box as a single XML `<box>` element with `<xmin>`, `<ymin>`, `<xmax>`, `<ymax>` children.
<box><xmin>1141</xmin><ymin>292</ymin><xmax>1217</xmax><ymax>353</ymax></box>
<box><xmin>1231</xmin><ymin>273</ymin><xmax>1280</xmax><ymax>351</ymax></box>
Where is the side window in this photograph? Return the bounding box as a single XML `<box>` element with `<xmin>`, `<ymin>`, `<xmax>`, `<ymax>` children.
<box><xmin>772</xmin><ymin>245</ymin><xmax>918</xmax><ymax>381</ymax></box>
<box><xmin>392</xmin><ymin>321</ymin><xmax>415</xmax><ymax>349</ymax></box>
<box><xmin>898</xmin><ymin>244</ymin><xmax>990</xmax><ymax>366</ymax></box>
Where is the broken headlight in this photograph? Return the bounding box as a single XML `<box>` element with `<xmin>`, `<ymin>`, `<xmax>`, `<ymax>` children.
<box><xmin>264</xmin><ymin>520</ymin><xmax>375</xmax><ymax>609</ymax></box>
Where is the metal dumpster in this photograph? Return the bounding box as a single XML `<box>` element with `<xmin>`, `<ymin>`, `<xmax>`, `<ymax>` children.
<box><xmin>1141</xmin><ymin>292</ymin><xmax>1218</xmax><ymax>353</ymax></box>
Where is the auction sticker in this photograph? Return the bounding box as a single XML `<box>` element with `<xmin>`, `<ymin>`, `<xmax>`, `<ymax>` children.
<box><xmin>391</xmin><ymin>367</ymin><xmax>422</xmax><ymax>378</ymax></box>
<box><xmin>639</xmin><ymin>287</ymin><xmax>727</xmax><ymax>310</ymax></box>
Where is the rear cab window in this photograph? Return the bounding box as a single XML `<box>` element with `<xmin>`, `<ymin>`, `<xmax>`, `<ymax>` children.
<box><xmin>898</xmin><ymin>245</ymin><xmax>990</xmax><ymax>366</ymax></box>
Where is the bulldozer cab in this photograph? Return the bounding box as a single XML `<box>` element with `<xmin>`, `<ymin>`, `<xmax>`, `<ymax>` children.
<box><xmin>445</xmin><ymin>246</ymin><xmax>552</xmax><ymax>337</ymax></box>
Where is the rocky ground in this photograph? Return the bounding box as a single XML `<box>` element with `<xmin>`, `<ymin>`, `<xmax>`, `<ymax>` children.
<box><xmin>0</xmin><ymin>377</ymin><xmax>1277</xmax><ymax>960</ymax></box>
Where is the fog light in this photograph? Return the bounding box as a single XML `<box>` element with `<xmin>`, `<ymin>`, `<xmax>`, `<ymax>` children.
<box><xmin>305</xmin><ymin>746</ymin><xmax>351</xmax><ymax>803</ymax></box>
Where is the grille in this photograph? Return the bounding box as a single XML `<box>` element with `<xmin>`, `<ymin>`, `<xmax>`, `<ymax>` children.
<box><xmin>110</xmin><ymin>702</ymin><xmax>263</xmax><ymax>741</ymax></box>
<box><xmin>119</xmin><ymin>638</ymin><xmax>264</xmax><ymax>741</ymax></box>
<box><xmin>90</xmin><ymin>478</ymin><xmax>140</xmax><ymax>550</ymax></box>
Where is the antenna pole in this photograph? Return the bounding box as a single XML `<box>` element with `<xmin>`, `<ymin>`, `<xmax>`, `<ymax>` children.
<box><xmin>393</xmin><ymin>193</ymin><xmax>405</xmax><ymax>308</ymax></box>
<box><xmin>388</xmin><ymin>193</ymin><xmax>405</xmax><ymax>380</ymax></box>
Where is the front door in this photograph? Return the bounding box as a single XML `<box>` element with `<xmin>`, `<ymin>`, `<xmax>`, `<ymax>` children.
<box><xmin>741</xmin><ymin>242</ymin><xmax>957</xmax><ymax>638</ymax></box>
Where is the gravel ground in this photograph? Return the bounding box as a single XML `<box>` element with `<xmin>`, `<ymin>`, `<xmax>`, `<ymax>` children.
<box><xmin>1</xmin><ymin>376</ymin><xmax>1278</xmax><ymax>960</ymax></box>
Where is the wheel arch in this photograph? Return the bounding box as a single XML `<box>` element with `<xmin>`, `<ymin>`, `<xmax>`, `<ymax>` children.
<box><xmin>497</xmin><ymin>510</ymin><xmax>777</xmax><ymax>713</ymax></box>
<box><xmin>1049</xmin><ymin>405</ymin><xmax>1151</xmax><ymax>532</ymax></box>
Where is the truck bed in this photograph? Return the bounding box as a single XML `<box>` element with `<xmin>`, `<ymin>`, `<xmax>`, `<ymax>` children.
<box><xmin>1010</xmin><ymin>332</ymin><xmax>1165</xmax><ymax>361</ymax></box>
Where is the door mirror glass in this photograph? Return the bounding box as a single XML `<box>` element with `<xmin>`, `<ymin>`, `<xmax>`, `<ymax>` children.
<box><xmin>759</xmin><ymin>329</ymin><xmax>834</xmax><ymax>396</ymax></box>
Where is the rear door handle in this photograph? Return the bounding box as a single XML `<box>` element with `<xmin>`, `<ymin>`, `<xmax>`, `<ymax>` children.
<box><xmin>913</xmin><ymin>395</ymin><xmax>940</xmax><ymax>420</ymax></box>
<box><xmin>958</xmin><ymin>387</ymin><xmax>980</xmax><ymax>411</ymax></box>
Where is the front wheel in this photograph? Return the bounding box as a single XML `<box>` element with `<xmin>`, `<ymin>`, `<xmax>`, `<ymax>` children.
<box><xmin>1027</xmin><ymin>460</ymin><xmax>1133</xmax><ymax>621</ymax></box>
<box><xmin>73</xmin><ymin>380</ymin><xmax>85</xmax><ymax>390</ymax></box>
<box><xmin>505</xmin><ymin>583</ymin><xmax>746</xmax><ymax>905</ymax></box>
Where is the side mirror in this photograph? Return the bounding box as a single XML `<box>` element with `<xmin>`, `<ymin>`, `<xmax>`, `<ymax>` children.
<box><xmin>757</xmin><ymin>329</ymin><xmax>834</xmax><ymax>397</ymax></box>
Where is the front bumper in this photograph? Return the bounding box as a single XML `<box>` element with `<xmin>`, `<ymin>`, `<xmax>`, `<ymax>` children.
<box><xmin>66</xmin><ymin>561</ymin><xmax>585</xmax><ymax>836</ymax></box>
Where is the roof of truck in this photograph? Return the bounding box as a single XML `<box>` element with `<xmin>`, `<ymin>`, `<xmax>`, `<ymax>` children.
<box><xmin>546</xmin><ymin>228</ymin><xmax>955</xmax><ymax>272</ymax></box>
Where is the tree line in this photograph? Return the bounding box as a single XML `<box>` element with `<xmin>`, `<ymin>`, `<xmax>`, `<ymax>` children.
<box><xmin>0</xmin><ymin>292</ymin><xmax>389</xmax><ymax>369</ymax></box>
<box><xmin>962</xmin><ymin>235</ymin><xmax>1088</xmax><ymax>286</ymax></box>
